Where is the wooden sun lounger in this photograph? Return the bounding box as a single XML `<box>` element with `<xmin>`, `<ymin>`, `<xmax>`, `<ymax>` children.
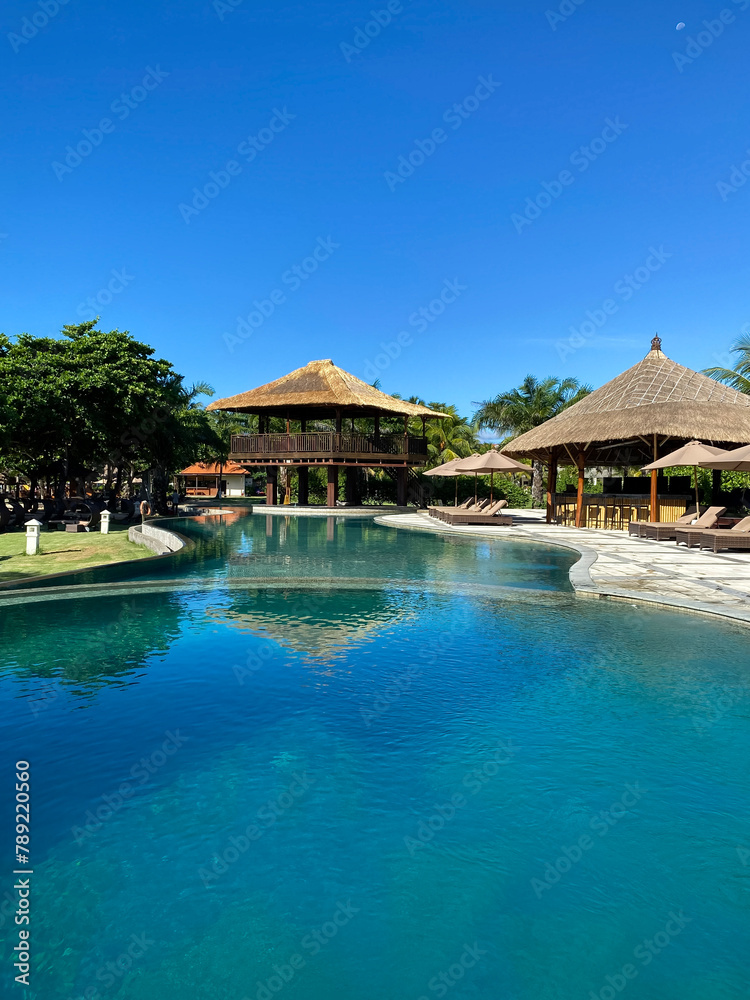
<box><xmin>695</xmin><ymin>516</ymin><xmax>750</xmax><ymax>552</ymax></box>
<box><xmin>429</xmin><ymin>496</ymin><xmax>473</xmax><ymax>518</ymax></box>
<box><xmin>447</xmin><ymin>500</ymin><xmax>512</xmax><ymax>526</ymax></box>
<box><xmin>443</xmin><ymin>499</ymin><xmax>508</xmax><ymax>522</ymax></box>
<box><xmin>436</xmin><ymin>498</ymin><xmax>491</xmax><ymax>521</ymax></box>
<box><xmin>627</xmin><ymin>507</ymin><xmax>700</xmax><ymax>538</ymax></box>
<box><xmin>642</xmin><ymin>506</ymin><xmax>726</xmax><ymax>541</ymax></box>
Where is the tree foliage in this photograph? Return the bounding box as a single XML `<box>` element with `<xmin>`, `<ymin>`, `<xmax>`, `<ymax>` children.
<box><xmin>473</xmin><ymin>375</ymin><xmax>591</xmax><ymax>504</ymax></box>
<box><xmin>0</xmin><ymin>322</ymin><xmax>221</xmax><ymax>512</ymax></box>
<box><xmin>703</xmin><ymin>334</ymin><xmax>750</xmax><ymax>394</ymax></box>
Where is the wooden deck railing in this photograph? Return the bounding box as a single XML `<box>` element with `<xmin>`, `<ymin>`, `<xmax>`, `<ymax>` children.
<box><xmin>230</xmin><ymin>432</ymin><xmax>427</xmax><ymax>459</ymax></box>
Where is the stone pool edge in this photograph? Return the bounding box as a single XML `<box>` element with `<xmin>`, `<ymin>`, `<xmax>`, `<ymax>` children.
<box><xmin>374</xmin><ymin>511</ymin><xmax>750</xmax><ymax>628</ymax></box>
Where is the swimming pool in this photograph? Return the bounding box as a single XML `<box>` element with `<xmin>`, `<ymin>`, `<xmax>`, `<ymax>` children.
<box><xmin>2</xmin><ymin>511</ymin><xmax>748</xmax><ymax>999</ymax></box>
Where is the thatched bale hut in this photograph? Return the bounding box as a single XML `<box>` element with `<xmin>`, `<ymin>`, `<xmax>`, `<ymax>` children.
<box><xmin>503</xmin><ymin>337</ymin><xmax>750</xmax><ymax>526</ymax></box>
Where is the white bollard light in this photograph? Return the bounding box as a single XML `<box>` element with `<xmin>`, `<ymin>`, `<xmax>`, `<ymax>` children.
<box><xmin>100</xmin><ymin>510</ymin><xmax>111</xmax><ymax>534</ymax></box>
<box><xmin>26</xmin><ymin>519</ymin><xmax>43</xmax><ymax>556</ymax></box>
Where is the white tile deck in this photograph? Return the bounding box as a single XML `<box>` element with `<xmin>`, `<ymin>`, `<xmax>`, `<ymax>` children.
<box><xmin>374</xmin><ymin>510</ymin><xmax>750</xmax><ymax>625</ymax></box>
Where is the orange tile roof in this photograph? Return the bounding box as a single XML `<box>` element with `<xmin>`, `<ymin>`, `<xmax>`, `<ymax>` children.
<box><xmin>179</xmin><ymin>462</ymin><xmax>247</xmax><ymax>476</ymax></box>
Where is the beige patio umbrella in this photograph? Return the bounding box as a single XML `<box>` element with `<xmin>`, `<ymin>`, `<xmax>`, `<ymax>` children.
<box><xmin>422</xmin><ymin>454</ymin><xmax>480</xmax><ymax>506</ymax></box>
<box><xmin>698</xmin><ymin>443</ymin><xmax>750</xmax><ymax>471</ymax></box>
<box><xmin>642</xmin><ymin>440</ymin><xmax>726</xmax><ymax>517</ymax></box>
<box><xmin>453</xmin><ymin>451</ymin><xmax>531</xmax><ymax>503</ymax></box>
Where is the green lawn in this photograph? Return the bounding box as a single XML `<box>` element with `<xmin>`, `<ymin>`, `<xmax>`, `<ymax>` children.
<box><xmin>0</xmin><ymin>523</ymin><xmax>152</xmax><ymax>584</ymax></box>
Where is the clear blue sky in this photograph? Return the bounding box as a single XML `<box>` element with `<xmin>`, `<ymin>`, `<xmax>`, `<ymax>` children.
<box><xmin>3</xmin><ymin>0</ymin><xmax>749</xmax><ymax>417</ymax></box>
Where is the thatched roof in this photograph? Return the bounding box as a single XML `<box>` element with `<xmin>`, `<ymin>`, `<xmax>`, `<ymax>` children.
<box><xmin>207</xmin><ymin>359</ymin><xmax>445</xmax><ymax>419</ymax></box>
<box><xmin>503</xmin><ymin>337</ymin><xmax>750</xmax><ymax>464</ymax></box>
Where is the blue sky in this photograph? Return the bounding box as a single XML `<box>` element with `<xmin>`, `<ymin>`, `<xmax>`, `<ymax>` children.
<box><xmin>2</xmin><ymin>0</ymin><xmax>749</xmax><ymax>417</ymax></box>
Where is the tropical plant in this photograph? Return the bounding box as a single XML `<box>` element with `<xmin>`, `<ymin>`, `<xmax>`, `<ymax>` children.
<box><xmin>473</xmin><ymin>375</ymin><xmax>591</xmax><ymax>504</ymax></box>
<box><xmin>421</xmin><ymin>403</ymin><xmax>480</xmax><ymax>465</ymax></box>
<box><xmin>703</xmin><ymin>334</ymin><xmax>750</xmax><ymax>393</ymax></box>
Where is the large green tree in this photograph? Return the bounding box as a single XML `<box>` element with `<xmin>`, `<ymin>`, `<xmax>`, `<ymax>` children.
<box><xmin>473</xmin><ymin>375</ymin><xmax>591</xmax><ymax>504</ymax></box>
<box><xmin>0</xmin><ymin>322</ymin><xmax>220</xmax><ymax>512</ymax></box>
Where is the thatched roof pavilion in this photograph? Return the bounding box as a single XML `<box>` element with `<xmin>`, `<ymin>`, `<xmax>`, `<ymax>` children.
<box><xmin>503</xmin><ymin>337</ymin><xmax>750</xmax><ymax>526</ymax></box>
<box><xmin>207</xmin><ymin>358</ymin><xmax>441</xmax><ymax>420</ymax></box>
<box><xmin>208</xmin><ymin>359</ymin><xmax>445</xmax><ymax>507</ymax></box>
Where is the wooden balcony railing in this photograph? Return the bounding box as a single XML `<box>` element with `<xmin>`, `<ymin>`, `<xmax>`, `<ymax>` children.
<box><xmin>230</xmin><ymin>432</ymin><xmax>428</xmax><ymax>461</ymax></box>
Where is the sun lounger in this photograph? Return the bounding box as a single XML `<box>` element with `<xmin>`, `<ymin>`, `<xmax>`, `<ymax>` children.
<box><xmin>642</xmin><ymin>506</ymin><xmax>726</xmax><ymax>541</ymax></box>
<box><xmin>443</xmin><ymin>499</ymin><xmax>508</xmax><ymax>522</ymax></box>
<box><xmin>448</xmin><ymin>500</ymin><xmax>512</xmax><ymax>526</ymax></box>
<box><xmin>627</xmin><ymin>507</ymin><xmax>700</xmax><ymax>538</ymax></box>
<box><xmin>435</xmin><ymin>498</ymin><xmax>491</xmax><ymax>522</ymax></box>
<box><xmin>694</xmin><ymin>516</ymin><xmax>750</xmax><ymax>552</ymax></box>
<box><xmin>429</xmin><ymin>496</ymin><xmax>473</xmax><ymax>518</ymax></box>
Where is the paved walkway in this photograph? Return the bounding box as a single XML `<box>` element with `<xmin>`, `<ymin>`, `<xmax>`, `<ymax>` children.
<box><xmin>374</xmin><ymin>510</ymin><xmax>750</xmax><ymax>625</ymax></box>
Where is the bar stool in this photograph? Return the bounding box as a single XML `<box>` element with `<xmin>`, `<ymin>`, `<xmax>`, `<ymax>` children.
<box><xmin>603</xmin><ymin>498</ymin><xmax>621</xmax><ymax>530</ymax></box>
<box><xmin>587</xmin><ymin>500</ymin><xmax>603</xmax><ymax>529</ymax></box>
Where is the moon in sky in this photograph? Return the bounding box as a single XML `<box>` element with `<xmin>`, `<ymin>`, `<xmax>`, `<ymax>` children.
<box><xmin>676</xmin><ymin>22</ymin><xmax>686</xmax><ymax>29</ymax></box>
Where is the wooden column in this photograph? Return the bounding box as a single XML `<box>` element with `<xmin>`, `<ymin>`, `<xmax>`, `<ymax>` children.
<box><xmin>345</xmin><ymin>467</ymin><xmax>358</xmax><ymax>505</ymax></box>
<box><xmin>297</xmin><ymin>466</ymin><xmax>309</xmax><ymax>506</ymax></box>
<box><xmin>650</xmin><ymin>434</ymin><xmax>659</xmax><ymax>523</ymax></box>
<box><xmin>546</xmin><ymin>451</ymin><xmax>558</xmax><ymax>524</ymax></box>
<box><xmin>265</xmin><ymin>466</ymin><xmax>277</xmax><ymax>506</ymax></box>
<box><xmin>374</xmin><ymin>414</ymin><xmax>380</xmax><ymax>443</ymax></box>
<box><xmin>574</xmin><ymin>450</ymin><xmax>586</xmax><ymax>528</ymax></box>
<box><xmin>327</xmin><ymin>465</ymin><xmax>338</xmax><ymax>507</ymax></box>
<box><xmin>396</xmin><ymin>467</ymin><xmax>408</xmax><ymax>507</ymax></box>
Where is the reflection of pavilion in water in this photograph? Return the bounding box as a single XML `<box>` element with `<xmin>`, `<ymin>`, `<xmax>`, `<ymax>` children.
<box><xmin>206</xmin><ymin>587</ymin><xmax>409</xmax><ymax>671</ymax></box>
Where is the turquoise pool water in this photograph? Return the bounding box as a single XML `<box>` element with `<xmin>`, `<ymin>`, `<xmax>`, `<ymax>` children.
<box><xmin>1</xmin><ymin>511</ymin><xmax>748</xmax><ymax>999</ymax></box>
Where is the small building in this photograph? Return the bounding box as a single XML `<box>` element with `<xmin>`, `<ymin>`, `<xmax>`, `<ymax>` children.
<box><xmin>178</xmin><ymin>462</ymin><xmax>247</xmax><ymax>498</ymax></box>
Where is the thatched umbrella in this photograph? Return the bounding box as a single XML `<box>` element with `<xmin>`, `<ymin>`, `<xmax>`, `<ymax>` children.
<box><xmin>642</xmin><ymin>440</ymin><xmax>726</xmax><ymax>515</ymax></box>
<box><xmin>453</xmin><ymin>451</ymin><xmax>530</xmax><ymax>503</ymax></box>
<box><xmin>503</xmin><ymin>337</ymin><xmax>750</xmax><ymax>526</ymax></box>
<box><xmin>422</xmin><ymin>454</ymin><xmax>480</xmax><ymax>506</ymax></box>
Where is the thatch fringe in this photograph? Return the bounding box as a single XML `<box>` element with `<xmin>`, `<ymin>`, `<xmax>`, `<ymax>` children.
<box><xmin>207</xmin><ymin>359</ymin><xmax>445</xmax><ymax>418</ymax></box>
<box><xmin>504</xmin><ymin>343</ymin><xmax>750</xmax><ymax>460</ymax></box>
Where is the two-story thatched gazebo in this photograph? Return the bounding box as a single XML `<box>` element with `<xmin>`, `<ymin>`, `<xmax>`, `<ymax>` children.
<box><xmin>207</xmin><ymin>359</ymin><xmax>445</xmax><ymax>506</ymax></box>
<box><xmin>503</xmin><ymin>337</ymin><xmax>750</xmax><ymax>528</ymax></box>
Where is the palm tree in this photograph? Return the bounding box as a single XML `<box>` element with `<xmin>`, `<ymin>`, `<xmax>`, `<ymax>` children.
<box><xmin>703</xmin><ymin>334</ymin><xmax>750</xmax><ymax>393</ymax></box>
<box><xmin>473</xmin><ymin>376</ymin><xmax>591</xmax><ymax>504</ymax></box>
<box><xmin>421</xmin><ymin>403</ymin><xmax>480</xmax><ymax>465</ymax></box>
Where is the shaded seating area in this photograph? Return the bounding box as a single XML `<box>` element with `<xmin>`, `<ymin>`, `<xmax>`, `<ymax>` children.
<box><xmin>502</xmin><ymin>337</ymin><xmax>750</xmax><ymax>529</ymax></box>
